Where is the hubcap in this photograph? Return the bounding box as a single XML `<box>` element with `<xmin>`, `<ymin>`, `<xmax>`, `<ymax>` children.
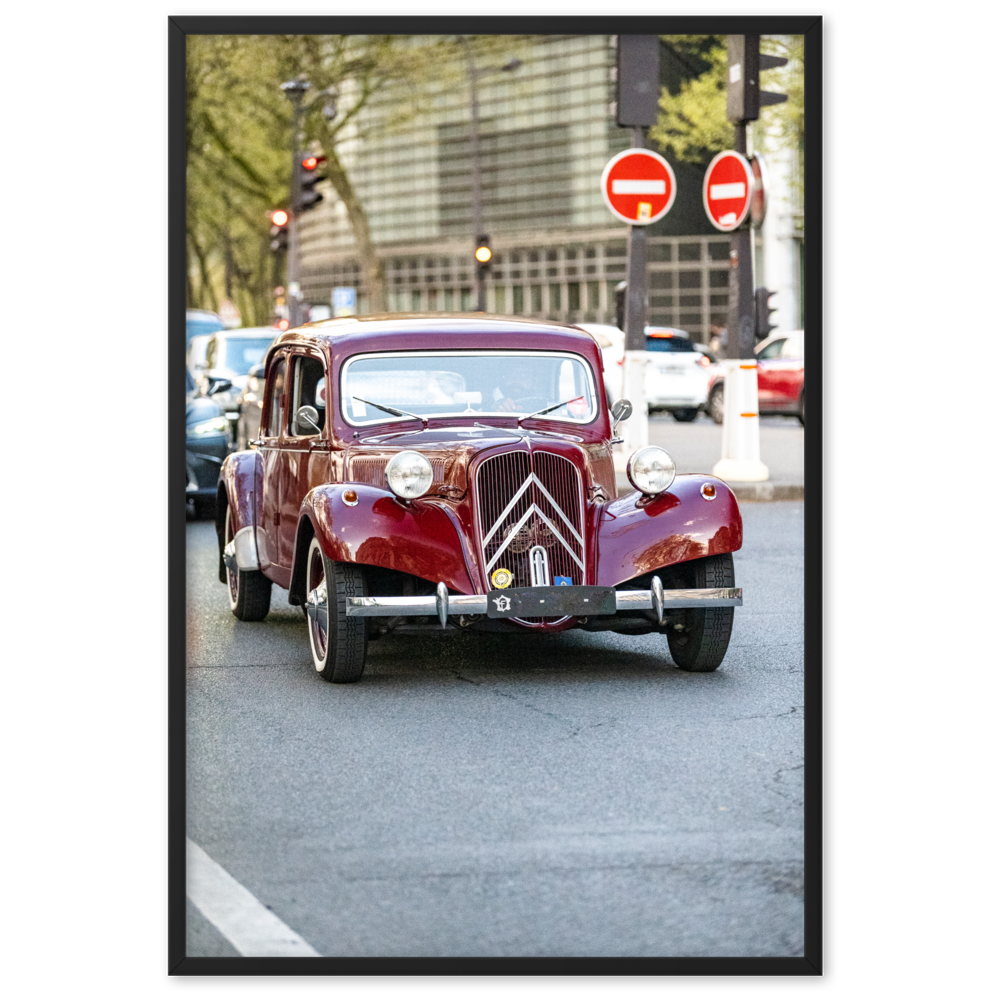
<box><xmin>307</xmin><ymin>549</ymin><xmax>328</xmax><ymax>662</ymax></box>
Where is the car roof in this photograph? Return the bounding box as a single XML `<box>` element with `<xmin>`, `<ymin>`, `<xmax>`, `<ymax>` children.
<box><xmin>755</xmin><ymin>329</ymin><xmax>804</xmax><ymax>351</ymax></box>
<box><xmin>209</xmin><ymin>327</ymin><xmax>279</xmax><ymax>339</ymax></box>
<box><xmin>269</xmin><ymin>313</ymin><xmax>602</xmax><ymax>360</ymax></box>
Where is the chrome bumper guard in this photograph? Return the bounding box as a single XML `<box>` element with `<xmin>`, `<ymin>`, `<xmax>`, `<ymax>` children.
<box><xmin>345</xmin><ymin>577</ymin><xmax>742</xmax><ymax>628</ymax></box>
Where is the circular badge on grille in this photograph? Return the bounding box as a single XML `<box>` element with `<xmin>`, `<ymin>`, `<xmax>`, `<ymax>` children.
<box><xmin>491</xmin><ymin>567</ymin><xmax>513</xmax><ymax>589</ymax></box>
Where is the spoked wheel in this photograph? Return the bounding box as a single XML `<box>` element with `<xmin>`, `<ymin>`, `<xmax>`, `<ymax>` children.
<box><xmin>304</xmin><ymin>537</ymin><xmax>368</xmax><ymax>683</ymax></box>
<box><xmin>223</xmin><ymin>508</ymin><xmax>271</xmax><ymax>621</ymax></box>
<box><xmin>666</xmin><ymin>553</ymin><xmax>736</xmax><ymax>672</ymax></box>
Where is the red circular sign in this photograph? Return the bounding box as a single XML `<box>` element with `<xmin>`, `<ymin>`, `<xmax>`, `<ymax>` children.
<box><xmin>601</xmin><ymin>148</ymin><xmax>677</xmax><ymax>226</ymax></box>
<box><xmin>703</xmin><ymin>151</ymin><xmax>754</xmax><ymax>232</ymax></box>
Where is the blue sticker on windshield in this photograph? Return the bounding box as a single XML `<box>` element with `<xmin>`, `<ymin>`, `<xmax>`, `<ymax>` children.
<box><xmin>554</xmin><ymin>576</ymin><xmax>572</xmax><ymax>586</ymax></box>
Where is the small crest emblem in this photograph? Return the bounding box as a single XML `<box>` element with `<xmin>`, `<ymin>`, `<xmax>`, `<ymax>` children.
<box><xmin>491</xmin><ymin>567</ymin><xmax>513</xmax><ymax>589</ymax></box>
<box><xmin>492</xmin><ymin>595</ymin><xmax>512</xmax><ymax>612</ymax></box>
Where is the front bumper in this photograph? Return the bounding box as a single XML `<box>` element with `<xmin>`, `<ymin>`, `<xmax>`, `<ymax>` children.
<box><xmin>342</xmin><ymin>579</ymin><xmax>742</xmax><ymax>628</ymax></box>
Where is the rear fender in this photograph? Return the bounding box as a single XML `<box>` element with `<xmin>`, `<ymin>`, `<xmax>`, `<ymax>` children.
<box><xmin>289</xmin><ymin>483</ymin><xmax>477</xmax><ymax>605</ymax></box>
<box><xmin>215</xmin><ymin>450</ymin><xmax>262</xmax><ymax>583</ymax></box>
<box><xmin>595</xmin><ymin>474</ymin><xmax>742</xmax><ymax>588</ymax></box>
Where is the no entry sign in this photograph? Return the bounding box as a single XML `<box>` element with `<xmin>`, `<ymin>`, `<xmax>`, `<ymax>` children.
<box><xmin>703</xmin><ymin>150</ymin><xmax>754</xmax><ymax>231</ymax></box>
<box><xmin>601</xmin><ymin>148</ymin><xmax>677</xmax><ymax>226</ymax></box>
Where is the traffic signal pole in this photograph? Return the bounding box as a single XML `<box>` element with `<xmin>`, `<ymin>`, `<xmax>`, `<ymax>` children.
<box><xmin>713</xmin><ymin>35</ymin><xmax>786</xmax><ymax>484</ymax></box>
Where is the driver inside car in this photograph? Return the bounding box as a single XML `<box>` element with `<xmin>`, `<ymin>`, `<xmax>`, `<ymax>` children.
<box><xmin>492</xmin><ymin>365</ymin><xmax>545</xmax><ymax>413</ymax></box>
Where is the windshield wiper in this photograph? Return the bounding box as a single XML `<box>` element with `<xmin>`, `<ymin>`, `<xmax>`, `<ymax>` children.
<box><xmin>519</xmin><ymin>395</ymin><xmax>585</xmax><ymax>425</ymax></box>
<box><xmin>352</xmin><ymin>396</ymin><xmax>427</xmax><ymax>429</ymax></box>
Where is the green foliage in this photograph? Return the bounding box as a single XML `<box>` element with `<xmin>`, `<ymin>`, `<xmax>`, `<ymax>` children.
<box><xmin>650</xmin><ymin>38</ymin><xmax>733</xmax><ymax>165</ymax></box>
<box><xmin>650</xmin><ymin>35</ymin><xmax>804</xmax><ymax>184</ymax></box>
<box><xmin>186</xmin><ymin>34</ymin><xmax>479</xmax><ymax>321</ymax></box>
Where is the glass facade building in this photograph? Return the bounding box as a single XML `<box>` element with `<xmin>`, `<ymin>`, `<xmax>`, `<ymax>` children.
<box><xmin>299</xmin><ymin>34</ymin><xmax>731</xmax><ymax>337</ymax></box>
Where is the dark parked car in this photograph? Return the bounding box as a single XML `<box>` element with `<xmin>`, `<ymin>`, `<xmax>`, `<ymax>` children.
<box><xmin>186</xmin><ymin>368</ymin><xmax>229</xmax><ymax>518</ymax></box>
<box><xmin>217</xmin><ymin>316</ymin><xmax>743</xmax><ymax>683</ymax></box>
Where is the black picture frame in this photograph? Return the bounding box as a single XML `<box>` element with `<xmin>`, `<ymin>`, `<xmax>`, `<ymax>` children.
<box><xmin>165</xmin><ymin>16</ymin><xmax>824</xmax><ymax>976</ymax></box>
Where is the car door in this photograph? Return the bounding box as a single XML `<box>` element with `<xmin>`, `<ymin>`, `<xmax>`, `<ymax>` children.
<box><xmin>772</xmin><ymin>335</ymin><xmax>805</xmax><ymax>408</ymax></box>
<box><xmin>257</xmin><ymin>352</ymin><xmax>287</xmax><ymax>580</ymax></box>
<box><xmin>755</xmin><ymin>337</ymin><xmax>787</xmax><ymax>410</ymax></box>
<box><xmin>279</xmin><ymin>351</ymin><xmax>333</xmax><ymax>568</ymax></box>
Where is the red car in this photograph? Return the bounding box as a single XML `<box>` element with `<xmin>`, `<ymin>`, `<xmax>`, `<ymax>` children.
<box><xmin>707</xmin><ymin>330</ymin><xmax>805</xmax><ymax>424</ymax></box>
<box><xmin>216</xmin><ymin>316</ymin><xmax>743</xmax><ymax>682</ymax></box>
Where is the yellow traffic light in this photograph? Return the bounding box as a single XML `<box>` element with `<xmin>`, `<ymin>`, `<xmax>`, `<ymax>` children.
<box><xmin>475</xmin><ymin>245</ymin><xmax>492</xmax><ymax>264</ymax></box>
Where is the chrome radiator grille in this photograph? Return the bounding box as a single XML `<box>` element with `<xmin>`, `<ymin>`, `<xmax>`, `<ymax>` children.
<box><xmin>475</xmin><ymin>449</ymin><xmax>585</xmax><ymax>593</ymax></box>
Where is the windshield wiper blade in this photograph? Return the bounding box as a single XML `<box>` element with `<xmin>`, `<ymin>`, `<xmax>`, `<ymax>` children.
<box><xmin>352</xmin><ymin>396</ymin><xmax>427</xmax><ymax>428</ymax></box>
<box><xmin>520</xmin><ymin>395</ymin><xmax>585</xmax><ymax>424</ymax></box>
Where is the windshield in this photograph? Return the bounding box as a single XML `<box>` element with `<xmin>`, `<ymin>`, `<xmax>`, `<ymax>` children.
<box><xmin>221</xmin><ymin>337</ymin><xmax>273</xmax><ymax>375</ymax></box>
<box><xmin>342</xmin><ymin>351</ymin><xmax>597</xmax><ymax>426</ymax></box>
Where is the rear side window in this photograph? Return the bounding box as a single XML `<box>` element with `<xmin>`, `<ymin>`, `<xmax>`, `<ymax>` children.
<box><xmin>266</xmin><ymin>358</ymin><xmax>286</xmax><ymax>437</ymax></box>
<box><xmin>757</xmin><ymin>339</ymin><xmax>786</xmax><ymax>360</ymax></box>
<box><xmin>646</xmin><ymin>336</ymin><xmax>696</xmax><ymax>353</ymax></box>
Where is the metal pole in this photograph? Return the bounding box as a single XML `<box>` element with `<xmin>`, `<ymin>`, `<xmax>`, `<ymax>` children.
<box><xmin>620</xmin><ymin>125</ymin><xmax>649</xmax><ymax>452</ymax></box>
<box><xmin>726</xmin><ymin>121</ymin><xmax>755</xmax><ymax>360</ymax></box>
<box><xmin>287</xmin><ymin>92</ymin><xmax>306</xmax><ymax>329</ymax></box>
<box><xmin>466</xmin><ymin>48</ymin><xmax>486</xmax><ymax>312</ymax></box>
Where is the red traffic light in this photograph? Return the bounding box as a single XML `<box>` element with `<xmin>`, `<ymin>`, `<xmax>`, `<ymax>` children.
<box><xmin>270</xmin><ymin>209</ymin><xmax>289</xmax><ymax>226</ymax></box>
<box><xmin>301</xmin><ymin>155</ymin><xmax>327</xmax><ymax>171</ymax></box>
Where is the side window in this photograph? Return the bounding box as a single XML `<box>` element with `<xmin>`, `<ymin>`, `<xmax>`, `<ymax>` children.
<box><xmin>757</xmin><ymin>338</ymin><xmax>786</xmax><ymax>360</ymax></box>
<box><xmin>289</xmin><ymin>355</ymin><xmax>328</xmax><ymax>437</ymax></box>
<box><xmin>782</xmin><ymin>337</ymin><xmax>804</xmax><ymax>359</ymax></box>
<box><xmin>266</xmin><ymin>358</ymin><xmax>287</xmax><ymax>437</ymax></box>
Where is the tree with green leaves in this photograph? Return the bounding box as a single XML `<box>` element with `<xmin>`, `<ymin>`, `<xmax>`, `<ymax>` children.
<box><xmin>186</xmin><ymin>34</ymin><xmax>475</xmax><ymax>322</ymax></box>
<box><xmin>650</xmin><ymin>35</ymin><xmax>804</xmax><ymax>191</ymax></box>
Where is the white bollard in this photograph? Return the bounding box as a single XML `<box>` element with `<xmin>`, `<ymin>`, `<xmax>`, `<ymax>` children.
<box><xmin>615</xmin><ymin>349</ymin><xmax>649</xmax><ymax>466</ymax></box>
<box><xmin>712</xmin><ymin>359</ymin><xmax>769</xmax><ymax>482</ymax></box>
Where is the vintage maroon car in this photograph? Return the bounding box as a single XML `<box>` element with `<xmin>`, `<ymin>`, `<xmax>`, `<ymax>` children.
<box><xmin>216</xmin><ymin>316</ymin><xmax>743</xmax><ymax>683</ymax></box>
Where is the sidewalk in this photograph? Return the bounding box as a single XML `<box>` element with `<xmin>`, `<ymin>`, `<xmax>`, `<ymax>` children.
<box><xmin>614</xmin><ymin>413</ymin><xmax>805</xmax><ymax>502</ymax></box>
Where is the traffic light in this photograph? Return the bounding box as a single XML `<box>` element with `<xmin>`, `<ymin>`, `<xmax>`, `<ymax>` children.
<box><xmin>269</xmin><ymin>208</ymin><xmax>289</xmax><ymax>252</ymax></box>
<box><xmin>616</xmin><ymin>35</ymin><xmax>660</xmax><ymax>128</ymax></box>
<box><xmin>727</xmin><ymin>35</ymin><xmax>788</xmax><ymax>123</ymax></box>
<box><xmin>296</xmin><ymin>153</ymin><xmax>327</xmax><ymax>213</ymax></box>
<box><xmin>474</xmin><ymin>234</ymin><xmax>492</xmax><ymax>273</ymax></box>
<box><xmin>754</xmin><ymin>287</ymin><xmax>778</xmax><ymax>339</ymax></box>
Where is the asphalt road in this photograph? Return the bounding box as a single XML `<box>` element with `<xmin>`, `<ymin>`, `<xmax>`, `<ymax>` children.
<box><xmin>185</xmin><ymin>501</ymin><xmax>805</xmax><ymax>958</ymax></box>
<box><xmin>648</xmin><ymin>412</ymin><xmax>805</xmax><ymax>485</ymax></box>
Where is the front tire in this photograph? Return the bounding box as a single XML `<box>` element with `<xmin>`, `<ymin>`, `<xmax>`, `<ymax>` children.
<box><xmin>798</xmin><ymin>389</ymin><xmax>805</xmax><ymax>426</ymax></box>
<box><xmin>305</xmin><ymin>537</ymin><xmax>368</xmax><ymax>683</ymax></box>
<box><xmin>672</xmin><ymin>408</ymin><xmax>698</xmax><ymax>422</ymax></box>
<box><xmin>224</xmin><ymin>508</ymin><xmax>271</xmax><ymax>621</ymax></box>
<box><xmin>708</xmin><ymin>385</ymin><xmax>725</xmax><ymax>424</ymax></box>
<box><xmin>666</xmin><ymin>553</ymin><xmax>735</xmax><ymax>672</ymax></box>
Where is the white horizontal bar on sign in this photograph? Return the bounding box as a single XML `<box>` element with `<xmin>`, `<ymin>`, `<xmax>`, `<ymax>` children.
<box><xmin>710</xmin><ymin>182</ymin><xmax>746</xmax><ymax>200</ymax></box>
<box><xmin>611</xmin><ymin>179</ymin><xmax>666</xmax><ymax>195</ymax></box>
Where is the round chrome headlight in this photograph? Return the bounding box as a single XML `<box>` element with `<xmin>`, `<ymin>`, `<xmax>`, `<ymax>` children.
<box><xmin>385</xmin><ymin>451</ymin><xmax>434</xmax><ymax>500</ymax></box>
<box><xmin>626</xmin><ymin>446</ymin><xmax>676</xmax><ymax>495</ymax></box>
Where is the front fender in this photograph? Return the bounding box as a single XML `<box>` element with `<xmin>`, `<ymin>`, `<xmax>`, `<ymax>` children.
<box><xmin>292</xmin><ymin>483</ymin><xmax>477</xmax><ymax>600</ymax></box>
<box><xmin>216</xmin><ymin>450</ymin><xmax>262</xmax><ymax>583</ymax></box>
<box><xmin>595</xmin><ymin>474</ymin><xmax>743</xmax><ymax>588</ymax></box>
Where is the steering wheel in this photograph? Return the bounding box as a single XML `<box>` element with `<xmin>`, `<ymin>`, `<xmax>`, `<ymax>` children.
<box><xmin>507</xmin><ymin>395</ymin><xmax>548</xmax><ymax>412</ymax></box>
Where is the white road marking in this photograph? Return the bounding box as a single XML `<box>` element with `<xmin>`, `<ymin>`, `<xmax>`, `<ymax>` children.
<box><xmin>186</xmin><ymin>838</ymin><xmax>321</xmax><ymax>957</ymax></box>
<box><xmin>710</xmin><ymin>182</ymin><xmax>746</xmax><ymax>200</ymax></box>
<box><xmin>611</xmin><ymin>179</ymin><xmax>666</xmax><ymax>195</ymax></box>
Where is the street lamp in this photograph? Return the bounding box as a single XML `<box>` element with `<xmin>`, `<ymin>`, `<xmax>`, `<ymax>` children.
<box><xmin>459</xmin><ymin>38</ymin><xmax>521</xmax><ymax>312</ymax></box>
<box><xmin>281</xmin><ymin>78</ymin><xmax>310</xmax><ymax>328</ymax></box>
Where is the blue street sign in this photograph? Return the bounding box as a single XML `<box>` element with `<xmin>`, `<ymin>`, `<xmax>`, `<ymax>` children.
<box><xmin>332</xmin><ymin>286</ymin><xmax>356</xmax><ymax>316</ymax></box>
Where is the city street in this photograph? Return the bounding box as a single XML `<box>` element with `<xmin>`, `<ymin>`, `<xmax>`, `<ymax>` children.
<box><xmin>185</xmin><ymin>499</ymin><xmax>805</xmax><ymax>958</ymax></box>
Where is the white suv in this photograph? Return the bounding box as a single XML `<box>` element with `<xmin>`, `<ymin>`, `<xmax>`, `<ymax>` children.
<box><xmin>643</xmin><ymin>327</ymin><xmax>712</xmax><ymax>421</ymax></box>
